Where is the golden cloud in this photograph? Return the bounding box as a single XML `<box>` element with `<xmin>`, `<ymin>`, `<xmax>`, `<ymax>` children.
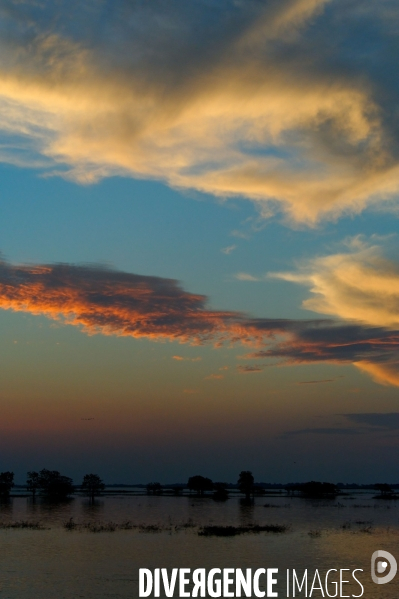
<box><xmin>271</xmin><ymin>239</ymin><xmax>399</xmax><ymax>385</ymax></box>
<box><xmin>0</xmin><ymin>0</ymin><xmax>398</xmax><ymax>223</ymax></box>
<box><xmin>273</xmin><ymin>240</ymin><xmax>399</xmax><ymax>328</ymax></box>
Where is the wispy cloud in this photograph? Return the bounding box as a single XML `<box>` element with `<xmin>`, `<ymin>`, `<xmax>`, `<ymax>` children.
<box><xmin>173</xmin><ymin>355</ymin><xmax>202</xmax><ymax>362</ymax></box>
<box><xmin>1</xmin><ymin>1</ymin><xmax>399</xmax><ymax>223</ymax></box>
<box><xmin>249</xmin><ymin>322</ymin><xmax>399</xmax><ymax>368</ymax></box>
<box><xmin>237</xmin><ymin>365</ymin><xmax>264</xmax><ymax>374</ymax></box>
<box><xmin>282</xmin><ymin>412</ymin><xmax>399</xmax><ymax>437</ymax></box>
<box><xmin>234</xmin><ymin>273</ymin><xmax>261</xmax><ymax>282</ymax></box>
<box><xmin>205</xmin><ymin>374</ymin><xmax>224</xmax><ymax>380</ymax></box>
<box><xmin>297</xmin><ymin>379</ymin><xmax>335</xmax><ymax>385</ymax></box>
<box><xmin>282</xmin><ymin>427</ymin><xmax>364</xmax><ymax>437</ymax></box>
<box><xmin>221</xmin><ymin>245</ymin><xmax>236</xmax><ymax>255</ymax></box>
<box><xmin>230</xmin><ymin>230</ymin><xmax>250</xmax><ymax>240</ymax></box>
<box><xmin>344</xmin><ymin>413</ymin><xmax>399</xmax><ymax>430</ymax></box>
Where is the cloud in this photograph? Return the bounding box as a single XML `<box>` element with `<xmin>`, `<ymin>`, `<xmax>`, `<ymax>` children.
<box><xmin>250</xmin><ymin>322</ymin><xmax>399</xmax><ymax>365</ymax></box>
<box><xmin>2</xmin><ymin>256</ymin><xmax>399</xmax><ymax>386</ymax></box>
<box><xmin>234</xmin><ymin>273</ymin><xmax>261</xmax><ymax>282</ymax></box>
<box><xmin>230</xmin><ymin>230</ymin><xmax>250</xmax><ymax>240</ymax></box>
<box><xmin>270</xmin><ymin>239</ymin><xmax>399</xmax><ymax>385</ymax></box>
<box><xmin>354</xmin><ymin>361</ymin><xmax>399</xmax><ymax>387</ymax></box>
<box><xmin>173</xmin><ymin>355</ymin><xmax>202</xmax><ymax>362</ymax></box>
<box><xmin>1</xmin><ymin>1</ymin><xmax>399</xmax><ymax>223</ymax></box>
<box><xmin>205</xmin><ymin>374</ymin><xmax>224</xmax><ymax>380</ymax></box>
<box><xmin>297</xmin><ymin>379</ymin><xmax>335</xmax><ymax>384</ymax></box>
<box><xmin>236</xmin><ymin>365</ymin><xmax>264</xmax><ymax>374</ymax></box>
<box><xmin>283</xmin><ymin>412</ymin><xmax>399</xmax><ymax>437</ymax></box>
<box><xmin>0</xmin><ymin>259</ymin><xmax>267</xmax><ymax>345</ymax></box>
<box><xmin>282</xmin><ymin>427</ymin><xmax>363</xmax><ymax>437</ymax></box>
<box><xmin>221</xmin><ymin>245</ymin><xmax>236</xmax><ymax>255</ymax></box>
<box><xmin>3</xmin><ymin>257</ymin><xmax>324</xmax><ymax>349</ymax></box>
<box><xmin>273</xmin><ymin>239</ymin><xmax>399</xmax><ymax>328</ymax></box>
<box><xmin>344</xmin><ymin>412</ymin><xmax>399</xmax><ymax>430</ymax></box>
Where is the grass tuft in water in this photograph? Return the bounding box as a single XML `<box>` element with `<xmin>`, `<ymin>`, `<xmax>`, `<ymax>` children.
<box><xmin>198</xmin><ymin>524</ymin><xmax>288</xmax><ymax>537</ymax></box>
<box><xmin>0</xmin><ymin>520</ymin><xmax>46</xmax><ymax>530</ymax></box>
<box><xmin>308</xmin><ymin>529</ymin><xmax>322</xmax><ymax>538</ymax></box>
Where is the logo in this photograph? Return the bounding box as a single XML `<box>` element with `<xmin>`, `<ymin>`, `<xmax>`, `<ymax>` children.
<box><xmin>371</xmin><ymin>550</ymin><xmax>397</xmax><ymax>585</ymax></box>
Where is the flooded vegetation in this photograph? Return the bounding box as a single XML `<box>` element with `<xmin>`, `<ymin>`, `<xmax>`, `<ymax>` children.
<box><xmin>0</xmin><ymin>491</ymin><xmax>398</xmax><ymax>598</ymax></box>
<box><xmin>198</xmin><ymin>524</ymin><xmax>288</xmax><ymax>536</ymax></box>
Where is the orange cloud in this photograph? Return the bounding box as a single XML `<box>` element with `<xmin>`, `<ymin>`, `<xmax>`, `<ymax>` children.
<box><xmin>236</xmin><ymin>365</ymin><xmax>264</xmax><ymax>374</ymax></box>
<box><xmin>354</xmin><ymin>361</ymin><xmax>399</xmax><ymax>388</ymax></box>
<box><xmin>2</xmin><ymin>258</ymin><xmax>399</xmax><ymax>386</ymax></box>
<box><xmin>0</xmin><ymin>260</ymin><xmax>268</xmax><ymax>346</ymax></box>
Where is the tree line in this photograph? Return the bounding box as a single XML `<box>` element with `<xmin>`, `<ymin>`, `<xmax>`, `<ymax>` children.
<box><xmin>0</xmin><ymin>470</ymin><xmax>255</xmax><ymax>501</ymax></box>
<box><xmin>0</xmin><ymin>469</ymin><xmax>394</xmax><ymax>501</ymax></box>
<box><xmin>0</xmin><ymin>470</ymin><xmax>105</xmax><ymax>501</ymax></box>
<box><xmin>147</xmin><ymin>471</ymin><xmax>256</xmax><ymax>500</ymax></box>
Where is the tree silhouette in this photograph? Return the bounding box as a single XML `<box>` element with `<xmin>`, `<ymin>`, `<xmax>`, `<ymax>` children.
<box><xmin>36</xmin><ymin>469</ymin><xmax>74</xmax><ymax>499</ymax></box>
<box><xmin>187</xmin><ymin>475</ymin><xmax>213</xmax><ymax>496</ymax></box>
<box><xmin>81</xmin><ymin>474</ymin><xmax>105</xmax><ymax>501</ymax></box>
<box><xmin>146</xmin><ymin>482</ymin><xmax>163</xmax><ymax>495</ymax></box>
<box><xmin>0</xmin><ymin>472</ymin><xmax>14</xmax><ymax>498</ymax></box>
<box><xmin>26</xmin><ymin>471</ymin><xmax>41</xmax><ymax>499</ymax></box>
<box><xmin>375</xmin><ymin>483</ymin><xmax>393</xmax><ymax>497</ymax></box>
<box><xmin>238</xmin><ymin>471</ymin><xmax>254</xmax><ymax>500</ymax></box>
<box><xmin>213</xmin><ymin>482</ymin><xmax>229</xmax><ymax>501</ymax></box>
<box><xmin>294</xmin><ymin>481</ymin><xmax>338</xmax><ymax>497</ymax></box>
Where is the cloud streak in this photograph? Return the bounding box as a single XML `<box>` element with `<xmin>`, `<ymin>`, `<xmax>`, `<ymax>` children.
<box><xmin>1</xmin><ymin>1</ymin><xmax>399</xmax><ymax>223</ymax></box>
<box><xmin>282</xmin><ymin>427</ymin><xmax>364</xmax><ymax>437</ymax></box>
<box><xmin>282</xmin><ymin>412</ymin><xmax>399</xmax><ymax>437</ymax></box>
<box><xmin>237</xmin><ymin>365</ymin><xmax>264</xmax><ymax>374</ymax></box>
<box><xmin>297</xmin><ymin>379</ymin><xmax>336</xmax><ymax>384</ymax></box>
<box><xmin>2</xmin><ymin>256</ymin><xmax>399</xmax><ymax>386</ymax></box>
<box><xmin>345</xmin><ymin>413</ymin><xmax>399</xmax><ymax>430</ymax></box>
<box><xmin>249</xmin><ymin>322</ymin><xmax>399</xmax><ymax>366</ymax></box>
<box><xmin>0</xmin><ymin>259</ymin><xmax>262</xmax><ymax>345</ymax></box>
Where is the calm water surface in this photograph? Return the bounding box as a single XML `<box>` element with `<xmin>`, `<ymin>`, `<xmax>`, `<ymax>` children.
<box><xmin>0</xmin><ymin>492</ymin><xmax>398</xmax><ymax>598</ymax></box>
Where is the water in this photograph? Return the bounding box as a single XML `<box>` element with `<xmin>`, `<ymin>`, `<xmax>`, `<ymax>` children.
<box><xmin>0</xmin><ymin>492</ymin><xmax>398</xmax><ymax>598</ymax></box>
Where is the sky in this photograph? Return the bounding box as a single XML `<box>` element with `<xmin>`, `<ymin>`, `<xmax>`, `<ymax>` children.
<box><xmin>1</xmin><ymin>0</ymin><xmax>399</xmax><ymax>484</ymax></box>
